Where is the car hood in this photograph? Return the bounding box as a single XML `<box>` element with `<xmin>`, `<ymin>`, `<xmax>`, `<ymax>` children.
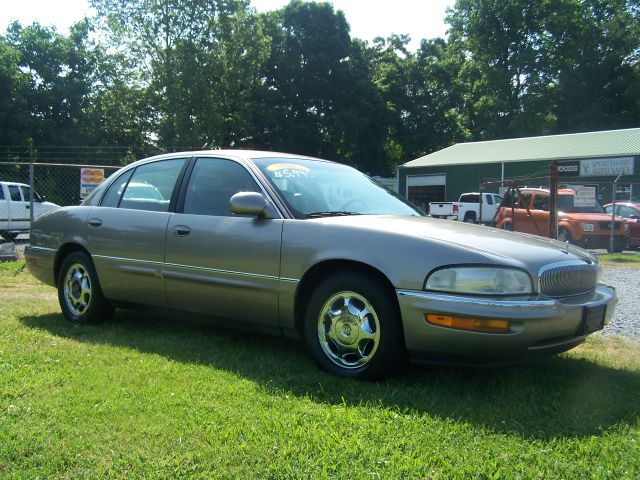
<box><xmin>308</xmin><ymin>215</ymin><xmax>596</xmax><ymax>268</ymax></box>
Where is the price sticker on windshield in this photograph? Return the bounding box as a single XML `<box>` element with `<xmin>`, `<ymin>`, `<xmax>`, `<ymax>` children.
<box><xmin>267</xmin><ymin>163</ymin><xmax>317</xmax><ymax>178</ymax></box>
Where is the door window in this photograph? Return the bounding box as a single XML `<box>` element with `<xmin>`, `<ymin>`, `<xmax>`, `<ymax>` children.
<box><xmin>619</xmin><ymin>206</ymin><xmax>638</xmax><ymax>218</ymax></box>
<box><xmin>0</xmin><ymin>186</ymin><xmax>4</xmax><ymax>200</ymax></box>
<box><xmin>183</xmin><ymin>158</ymin><xmax>260</xmax><ymax>216</ymax></box>
<box><xmin>19</xmin><ymin>186</ymin><xmax>36</xmax><ymax>202</ymax></box>
<box><xmin>101</xmin><ymin>169</ymin><xmax>134</xmax><ymax>208</ymax></box>
<box><xmin>533</xmin><ymin>194</ymin><xmax>549</xmax><ymax>211</ymax></box>
<box><xmin>8</xmin><ymin>185</ymin><xmax>21</xmax><ymax>201</ymax></box>
<box><xmin>118</xmin><ymin>159</ymin><xmax>184</xmax><ymax>212</ymax></box>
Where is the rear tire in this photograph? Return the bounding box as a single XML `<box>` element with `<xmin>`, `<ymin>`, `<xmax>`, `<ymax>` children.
<box><xmin>463</xmin><ymin>213</ymin><xmax>476</xmax><ymax>223</ymax></box>
<box><xmin>303</xmin><ymin>271</ymin><xmax>405</xmax><ymax>380</ymax></box>
<box><xmin>57</xmin><ymin>251</ymin><xmax>114</xmax><ymax>323</ymax></box>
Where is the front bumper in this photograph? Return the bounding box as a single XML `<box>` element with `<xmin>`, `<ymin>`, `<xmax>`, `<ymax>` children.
<box><xmin>397</xmin><ymin>285</ymin><xmax>617</xmax><ymax>365</ymax></box>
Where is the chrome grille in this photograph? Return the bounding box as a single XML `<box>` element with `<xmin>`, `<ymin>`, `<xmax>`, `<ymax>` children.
<box><xmin>538</xmin><ymin>261</ymin><xmax>599</xmax><ymax>297</ymax></box>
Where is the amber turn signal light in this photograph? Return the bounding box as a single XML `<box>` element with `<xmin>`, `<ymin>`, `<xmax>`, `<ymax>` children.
<box><xmin>425</xmin><ymin>314</ymin><xmax>510</xmax><ymax>333</ymax></box>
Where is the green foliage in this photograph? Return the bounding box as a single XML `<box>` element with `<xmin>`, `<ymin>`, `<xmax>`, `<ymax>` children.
<box><xmin>255</xmin><ymin>1</ymin><xmax>392</xmax><ymax>174</ymax></box>
<box><xmin>1</xmin><ymin>0</ymin><xmax>639</xmax><ymax>172</ymax></box>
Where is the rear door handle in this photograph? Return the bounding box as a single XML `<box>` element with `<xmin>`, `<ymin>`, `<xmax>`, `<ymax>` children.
<box><xmin>88</xmin><ymin>218</ymin><xmax>103</xmax><ymax>227</ymax></box>
<box><xmin>172</xmin><ymin>225</ymin><xmax>191</xmax><ymax>236</ymax></box>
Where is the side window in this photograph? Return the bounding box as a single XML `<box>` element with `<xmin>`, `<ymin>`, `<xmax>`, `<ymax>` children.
<box><xmin>459</xmin><ymin>194</ymin><xmax>479</xmax><ymax>203</ymax></box>
<box><xmin>0</xmin><ymin>185</ymin><xmax>5</xmax><ymax>200</ymax></box>
<box><xmin>533</xmin><ymin>194</ymin><xmax>549</xmax><ymax>211</ymax></box>
<box><xmin>20</xmin><ymin>186</ymin><xmax>32</xmax><ymax>202</ymax></box>
<box><xmin>619</xmin><ymin>206</ymin><xmax>636</xmax><ymax>218</ymax></box>
<box><xmin>604</xmin><ymin>205</ymin><xmax>613</xmax><ymax>215</ymax></box>
<box><xmin>486</xmin><ymin>195</ymin><xmax>493</xmax><ymax>205</ymax></box>
<box><xmin>503</xmin><ymin>191</ymin><xmax>519</xmax><ymax>207</ymax></box>
<box><xmin>101</xmin><ymin>169</ymin><xmax>134</xmax><ymax>208</ymax></box>
<box><xmin>8</xmin><ymin>185</ymin><xmax>21</xmax><ymax>201</ymax></box>
<box><xmin>520</xmin><ymin>193</ymin><xmax>532</xmax><ymax>209</ymax></box>
<box><xmin>183</xmin><ymin>158</ymin><xmax>260</xmax><ymax>216</ymax></box>
<box><xmin>118</xmin><ymin>159</ymin><xmax>184</xmax><ymax>212</ymax></box>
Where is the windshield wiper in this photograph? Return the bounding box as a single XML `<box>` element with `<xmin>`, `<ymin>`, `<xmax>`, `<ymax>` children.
<box><xmin>305</xmin><ymin>211</ymin><xmax>361</xmax><ymax>218</ymax></box>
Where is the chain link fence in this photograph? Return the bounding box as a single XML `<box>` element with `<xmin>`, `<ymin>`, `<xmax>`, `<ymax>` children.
<box><xmin>0</xmin><ymin>146</ymin><xmax>140</xmax><ymax>246</ymax></box>
<box><xmin>481</xmin><ymin>174</ymin><xmax>640</xmax><ymax>252</ymax></box>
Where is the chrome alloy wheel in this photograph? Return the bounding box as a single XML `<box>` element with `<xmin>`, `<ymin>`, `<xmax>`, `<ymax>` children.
<box><xmin>317</xmin><ymin>291</ymin><xmax>381</xmax><ymax>369</ymax></box>
<box><xmin>63</xmin><ymin>263</ymin><xmax>93</xmax><ymax>316</ymax></box>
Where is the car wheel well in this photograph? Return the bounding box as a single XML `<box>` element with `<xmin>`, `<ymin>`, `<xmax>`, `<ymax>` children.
<box><xmin>294</xmin><ymin>260</ymin><xmax>403</xmax><ymax>339</ymax></box>
<box><xmin>54</xmin><ymin>243</ymin><xmax>91</xmax><ymax>286</ymax></box>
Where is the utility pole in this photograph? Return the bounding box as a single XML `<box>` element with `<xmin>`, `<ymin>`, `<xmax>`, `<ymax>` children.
<box><xmin>28</xmin><ymin>140</ymin><xmax>34</xmax><ymax>228</ymax></box>
<box><xmin>549</xmin><ymin>161</ymin><xmax>558</xmax><ymax>239</ymax></box>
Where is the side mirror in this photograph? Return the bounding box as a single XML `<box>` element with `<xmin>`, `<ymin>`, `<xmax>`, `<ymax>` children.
<box><xmin>630</xmin><ymin>214</ymin><xmax>640</xmax><ymax>221</ymax></box>
<box><xmin>229</xmin><ymin>192</ymin><xmax>267</xmax><ymax>217</ymax></box>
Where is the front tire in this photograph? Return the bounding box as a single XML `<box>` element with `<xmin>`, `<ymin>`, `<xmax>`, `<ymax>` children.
<box><xmin>57</xmin><ymin>251</ymin><xmax>113</xmax><ymax>323</ymax></box>
<box><xmin>303</xmin><ymin>271</ymin><xmax>405</xmax><ymax>379</ymax></box>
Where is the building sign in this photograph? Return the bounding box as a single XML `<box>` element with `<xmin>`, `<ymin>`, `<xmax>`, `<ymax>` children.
<box><xmin>80</xmin><ymin>168</ymin><xmax>105</xmax><ymax>199</ymax></box>
<box><xmin>573</xmin><ymin>186</ymin><xmax>596</xmax><ymax>207</ymax></box>
<box><xmin>557</xmin><ymin>161</ymin><xmax>580</xmax><ymax>176</ymax></box>
<box><xmin>580</xmin><ymin>157</ymin><xmax>634</xmax><ymax>177</ymax></box>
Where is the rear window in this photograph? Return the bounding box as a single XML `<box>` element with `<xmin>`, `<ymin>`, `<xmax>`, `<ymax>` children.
<box><xmin>459</xmin><ymin>194</ymin><xmax>479</xmax><ymax>203</ymax></box>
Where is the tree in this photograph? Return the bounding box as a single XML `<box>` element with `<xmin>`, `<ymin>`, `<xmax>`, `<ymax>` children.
<box><xmin>369</xmin><ymin>35</ymin><xmax>469</xmax><ymax>162</ymax></box>
<box><xmin>0</xmin><ymin>38</ymin><xmax>29</xmax><ymax>146</ymax></box>
<box><xmin>256</xmin><ymin>1</ymin><xmax>392</xmax><ymax>174</ymax></box>
<box><xmin>90</xmin><ymin>0</ymin><xmax>269</xmax><ymax>149</ymax></box>
<box><xmin>3</xmin><ymin>20</ymin><xmax>98</xmax><ymax>147</ymax></box>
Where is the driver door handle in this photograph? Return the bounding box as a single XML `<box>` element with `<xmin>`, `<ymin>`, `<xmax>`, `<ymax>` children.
<box><xmin>172</xmin><ymin>225</ymin><xmax>191</xmax><ymax>237</ymax></box>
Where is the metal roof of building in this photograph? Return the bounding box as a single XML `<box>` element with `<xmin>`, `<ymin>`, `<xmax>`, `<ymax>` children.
<box><xmin>401</xmin><ymin>128</ymin><xmax>640</xmax><ymax>168</ymax></box>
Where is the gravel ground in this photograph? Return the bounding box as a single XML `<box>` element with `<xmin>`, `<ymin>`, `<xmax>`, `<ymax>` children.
<box><xmin>599</xmin><ymin>266</ymin><xmax>640</xmax><ymax>339</ymax></box>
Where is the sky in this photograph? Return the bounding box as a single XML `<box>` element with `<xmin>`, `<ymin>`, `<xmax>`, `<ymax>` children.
<box><xmin>0</xmin><ymin>0</ymin><xmax>453</xmax><ymax>50</ymax></box>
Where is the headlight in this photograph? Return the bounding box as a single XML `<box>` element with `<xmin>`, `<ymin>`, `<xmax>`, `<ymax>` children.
<box><xmin>582</xmin><ymin>223</ymin><xmax>595</xmax><ymax>232</ymax></box>
<box><xmin>425</xmin><ymin>267</ymin><xmax>532</xmax><ymax>295</ymax></box>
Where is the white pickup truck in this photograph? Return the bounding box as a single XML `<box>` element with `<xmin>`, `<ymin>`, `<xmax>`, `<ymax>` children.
<box><xmin>0</xmin><ymin>181</ymin><xmax>59</xmax><ymax>241</ymax></box>
<box><xmin>429</xmin><ymin>192</ymin><xmax>503</xmax><ymax>224</ymax></box>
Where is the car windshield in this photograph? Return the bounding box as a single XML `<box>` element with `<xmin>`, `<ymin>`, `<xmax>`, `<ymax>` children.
<box><xmin>558</xmin><ymin>194</ymin><xmax>605</xmax><ymax>213</ymax></box>
<box><xmin>253</xmin><ymin>157</ymin><xmax>423</xmax><ymax>218</ymax></box>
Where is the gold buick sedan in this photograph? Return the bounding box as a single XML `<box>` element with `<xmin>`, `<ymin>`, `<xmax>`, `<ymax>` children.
<box><xmin>25</xmin><ymin>151</ymin><xmax>617</xmax><ymax>379</ymax></box>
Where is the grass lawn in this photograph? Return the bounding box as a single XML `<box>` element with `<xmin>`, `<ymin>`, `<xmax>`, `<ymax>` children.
<box><xmin>1</xmin><ymin>261</ymin><xmax>639</xmax><ymax>479</ymax></box>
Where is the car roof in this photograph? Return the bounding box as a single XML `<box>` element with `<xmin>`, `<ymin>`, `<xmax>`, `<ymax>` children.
<box><xmin>0</xmin><ymin>181</ymin><xmax>28</xmax><ymax>187</ymax></box>
<box><xmin>517</xmin><ymin>187</ymin><xmax>576</xmax><ymax>195</ymax></box>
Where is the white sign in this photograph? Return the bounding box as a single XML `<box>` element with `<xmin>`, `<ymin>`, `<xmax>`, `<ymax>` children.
<box><xmin>580</xmin><ymin>157</ymin><xmax>634</xmax><ymax>177</ymax></box>
<box><xmin>80</xmin><ymin>168</ymin><xmax>105</xmax><ymax>199</ymax></box>
<box><xmin>573</xmin><ymin>186</ymin><xmax>596</xmax><ymax>207</ymax></box>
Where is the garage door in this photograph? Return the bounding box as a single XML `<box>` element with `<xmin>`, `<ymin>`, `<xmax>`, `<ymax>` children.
<box><xmin>406</xmin><ymin>175</ymin><xmax>446</xmax><ymax>212</ymax></box>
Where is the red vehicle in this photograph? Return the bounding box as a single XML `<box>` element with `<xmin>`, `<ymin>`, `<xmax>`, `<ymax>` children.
<box><xmin>496</xmin><ymin>188</ymin><xmax>629</xmax><ymax>252</ymax></box>
<box><xmin>604</xmin><ymin>202</ymin><xmax>640</xmax><ymax>250</ymax></box>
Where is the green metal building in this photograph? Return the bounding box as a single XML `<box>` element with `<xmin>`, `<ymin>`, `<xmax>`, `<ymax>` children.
<box><xmin>397</xmin><ymin>128</ymin><xmax>640</xmax><ymax>211</ymax></box>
